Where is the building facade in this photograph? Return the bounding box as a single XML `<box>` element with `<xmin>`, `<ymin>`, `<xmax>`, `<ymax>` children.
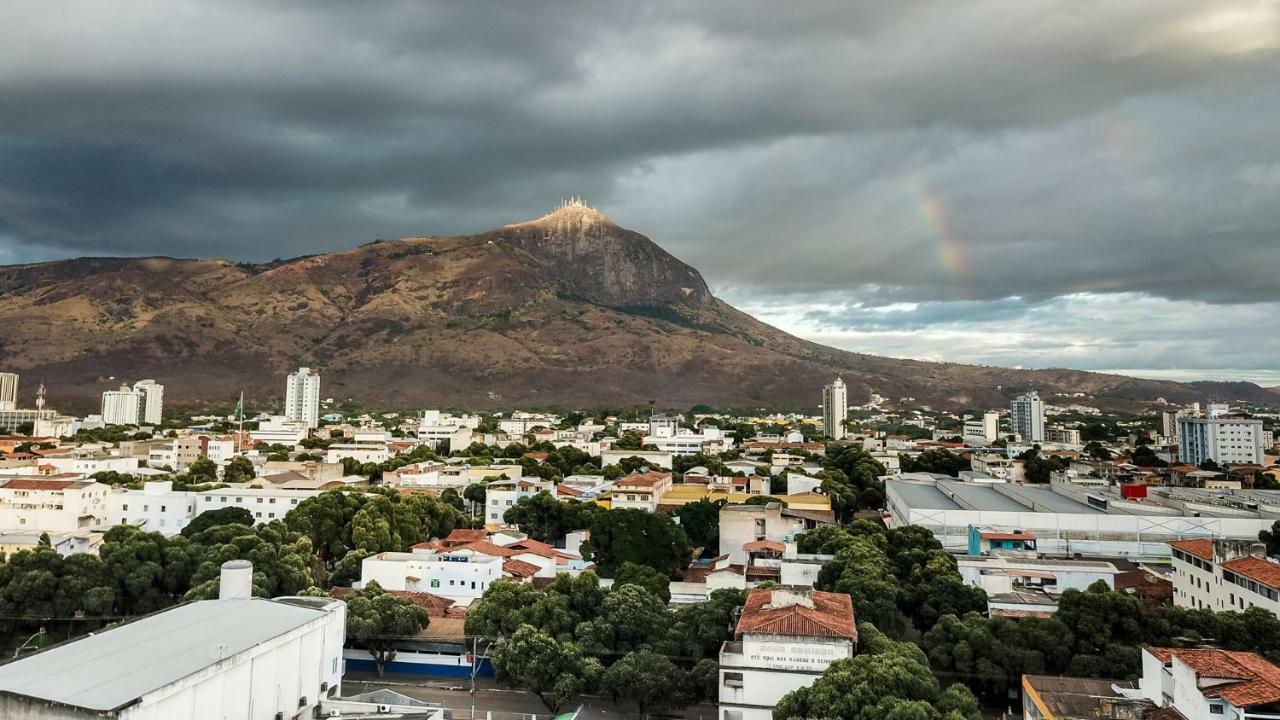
<box><xmin>106</xmin><ymin>481</ymin><xmax>197</xmax><ymax>536</ymax></box>
<box><xmin>1178</xmin><ymin>416</ymin><xmax>1265</xmax><ymax>466</ymax></box>
<box><xmin>1011</xmin><ymin>391</ymin><xmax>1045</xmax><ymax>443</ymax></box>
<box><xmin>1169</xmin><ymin>538</ymin><xmax>1280</xmax><ymax>614</ymax></box>
<box><xmin>719</xmin><ymin>589</ymin><xmax>856</xmax><ymax>720</ymax></box>
<box><xmin>821</xmin><ymin>377</ymin><xmax>848</xmax><ymax>440</ymax></box>
<box><xmin>0</xmin><ymin>372</ymin><xmax>16</xmax><ymax>411</ymax></box>
<box><xmin>132</xmin><ymin>379</ymin><xmax>164</xmax><ymax>424</ymax></box>
<box><xmin>1139</xmin><ymin>646</ymin><xmax>1280</xmax><ymax>720</ymax></box>
<box><xmin>101</xmin><ymin>385</ymin><xmax>142</xmax><ymax>426</ymax></box>
<box><xmin>284</xmin><ymin>366</ymin><xmax>322</xmax><ymax>429</ymax></box>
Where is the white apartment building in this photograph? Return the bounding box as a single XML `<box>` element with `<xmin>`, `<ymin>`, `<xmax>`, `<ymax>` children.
<box><xmin>326</xmin><ymin>443</ymin><xmax>390</xmax><ymax>465</ymax></box>
<box><xmin>611</xmin><ymin>471</ymin><xmax>673</xmax><ymax>512</ymax></box>
<box><xmin>485</xmin><ymin>478</ymin><xmax>551</xmax><ymax>525</ymax></box>
<box><xmin>648</xmin><ymin>414</ymin><xmax>681</xmax><ymax>439</ymax></box>
<box><xmin>1046</xmin><ymin>426</ymin><xmax>1082</xmax><ymax>446</ymax></box>
<box><xmin>101</xmin><ymin>385</ymin><xmax>142</xmax><ymax>426</ymax></box>
<box><xmin>40</xmin><ymin>454</ymin><xmax>141</xmax><ymax>476</ymax></box>
<box><xmin>643</xmin><ymin>427</ymin><xmax>728</xmax><ymax>456</ymax></box>
<box><xmin>106</xmin><ymin>481</ymin><xmax>197</xmax><ymax>536</ymax></box>
<box><xmin>1011</xmin><ymin>391</ymin><xmax>1045</xmax><ymax>443</ymax></box>
<box><xmin>359</xmin><ymin>547</ymin><xmax>503</xmax><ymax>603</ymax></box>
<box><xmin>1139</xmin><ymin>646</ymin><xmax>1280</xmax><ymax>720</ymax></box>
<box><xmin>1178</xmin><ymin>416</ymin><xmax>1265</xmax><ymax>466</ymax></box>
<box><xmin>719</xmin><ymin>589</ymin><xmax>857</xmax><ymax>720</ymax></box>
<box><xmin>0</xmin><ymin>372</ymin><xmax>17</xmax><ymax>411</ymax></box>
<box><xmin>172</xmin><ymin>435</ymin><xmax>236</xmax><ymax>470</ymax></box>
<box><xmin>132</xmin><ymin>379</ymin><xmax>164</xmax><ymax>424</ymax></box>
<box><xmin>971</xmin><ymin>453</ymin><xmax>1019</xmax><ymax>481</ymax></box>
<box><xmin>497</xmin><ymin>413</ymin><xmax>560</xmax><ymax>435</ymax></box>
<box><xmin>194</xmin><ymin>487</ymin><xmax>319</xmax><ymax>523</ymax></box>
<box><xmin>284</xmin><ymin>366</ymin><xmax>321</xmax><ymax>429</ymax></box>
<box><xmin>0</xmin><ymin>477</ymin><xmax>108</xmax><ymax>532</ymax></box>
<box><xmin>1169</xmin><ymin>538</ymin><xmax>1280</xmax><ymax>614</ymax></box>
<box><xmin>0</xmin><ymin>561</ymin><xmax>346</xmax><ymax>720</ymax></box>
<box><xmin>822</xmin><ymin>377</ymin><xmax>848</xmax><ymax>440</ymax></box>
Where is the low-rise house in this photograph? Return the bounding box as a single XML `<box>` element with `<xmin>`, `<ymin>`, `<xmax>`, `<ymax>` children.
<box><xmin>359</xmin><ymin>547</ymin><xmax>503</xmax><ymax>604</ymax></box>
<box><xmin>0</xmin><ymin>476</ymin><xmax>108</xmax><ymax>533</ymax></box>
<box><xmin>484</xmin><ymin>478</ymin><xmax>551</xmax><ymax>525</ymax></box>
<box><xmin>611</xmin><ymin>471</ymin><xmax>673</xmax><ymax>512</ymax></box>
<box><xmin>1020</xmin><ymin>675</ymin><xmax>1146</xmax><ymax>720</ymax></box>
<box><xmin>720</xmin><ymin>502</ymin><xmax>810</xmax><ymax>566</ymax></box>
<box><xmin>719</xmin><ymin>588</ymin><xmax>857</xmax><ymax>720</ymax></box>
<box><xmin>326</xmin><ymin>442</ymin><xmax>390</xmax><ymax>465</ymax></box>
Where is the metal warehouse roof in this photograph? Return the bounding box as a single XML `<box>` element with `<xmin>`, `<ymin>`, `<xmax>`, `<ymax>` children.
<box><xmin>0</xmin><ymin>598</ymin><xmax>329</xmax><ymax>712</ymax></box>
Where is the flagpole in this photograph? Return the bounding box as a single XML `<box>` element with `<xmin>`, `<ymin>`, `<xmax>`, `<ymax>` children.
<box><xmin>237</xmin><ymin>391</ymin><xmax>244</xmax><ymax>452</ymax></box>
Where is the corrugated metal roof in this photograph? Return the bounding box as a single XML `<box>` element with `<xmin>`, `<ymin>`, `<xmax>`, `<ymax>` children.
<box><xmin>0</xmin><ymin>598</ymin><xmax>328</xmax><ymax>711</ymax></box>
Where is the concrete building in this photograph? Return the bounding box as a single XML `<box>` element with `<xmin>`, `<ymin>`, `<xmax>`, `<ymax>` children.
<box><xmin>1168</xmin><ymin>538</ymin><xmax>1280</xmax><ymax>613</ymax></box>
<box><xmin>326</xmin><ymin>443</ymin><xmax>391</xmax><ymax>465</ymax></box>
<box><xmin>359</xmin><ymin>547</ymin><xmax>503</xmax><ymax>604</ymax></box>
<box><xmin>106</xmin><ymin>481</ymin><xmax>197</xmax><ymax>536</ymax></box>
<box><xmin>484</xmin><ymin>478</ymin><xmax>551</xmax><ymax>525</ymax></box>
<box><xmin>719</xmin><ymin>588</ymin><xmax>857</xmax><ymax>720</ymax></box>
<box><xmin>1178</xmin><ymin>416</ymin><xmax>1265</xmax><ymax>466</ymax></box>
<box><xmin>720</xmin><ymin>502</ymin><xmax>808</xmax><ymax>566</ymax></box>
<box><xmin>1046</xmin><ymin>427</ymin><xmax>1082</xmax><ymax>446</ymax></box>
<box><xmin>0</xmin><ymin>372</ymin><xmax>17</xmax><ymax>411</ymax></box>
<box><xmin>1021</xmin><ymin>675</ymin><xmax>1145</xmax><ymax>720</ymax></box>
<box><xmin>194</xmin><ymin>487</ymin><xmax>319</xmax><ymax>523</ymax></box>
<box><xmin>0</xmin><ymin>477</ymin><xmax>108</xmax><ymax>533</ymax></box>
<box><xmin>249</xmin><ymin>415</ymin><xmax>310</xmax><ymax>445</ymax></box>
<box><xmin>886</xmin><ymin>477</ymin><xmax>1280</xmax><ymax>559</ymax></box>
<box><xmin>599</xmin><ymin>448</ymin><xmax>673</xmax><ymax>470</ymax></box>
<box><xmin>172</xmin><ymin>435</ymin><xmax>236</xmax><ymax>471</ymax></box>
<box><xmin>1012</xmin><ymin>391</ymin><xmax>1045</xmax><ymax>443</ymax></box>
<box><xmin>983</xmin><ymin>411</ymin><xmax>1001</xmax><ymax>443</ymax></box>
<box><xmin>284</xmin><ymin>366</ymin><xmax>321</xmax><ymax>429</ymax></box>
<box><xmin>611</xmin><ymin>471</ymin><xmax>673</xmax><ymax>512</ymax></box>
<box><xmin>648</xmin><ymin>413</ymin><xmax>682</xmax><ymax>439</ymax></box>
<box><xmin>821</xmin><ymin>377</ymin><xmax>848</xmax><ymax>440</ymax></box>
<box><xmin>132</xmin><ymin>379</ymin><xmax>164</xmax><ymax>424</ymax></box>
<box><xmin>1139</xmin><ymin>646</ymin><xmax>1280</xmax><ymax>720</ymax></box>
<box><xmin>101</xmin><ymin>385</ymin><xmax>142</xmax><ymax>426</ymax></box>
<box><xmin>0</xmin><ymin>560</ymin><xmax>346</xmax><ymax>720</ymax></box>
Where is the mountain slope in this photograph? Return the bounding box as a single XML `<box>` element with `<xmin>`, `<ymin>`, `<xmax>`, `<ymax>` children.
<box><xmin>0</xmin><ymin>203</ymin><xmax>1270</xmax><ymax>413</ymax></box>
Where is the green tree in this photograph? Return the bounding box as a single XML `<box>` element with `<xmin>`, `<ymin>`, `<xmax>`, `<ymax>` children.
<box><xmin>613</xmin><ymin>561</ymin><xmax>672</xmax><ymax>603</ymax></box>
<box><xmin>673</xmin><ymin>498</ymin><xmax>725</xmax><ymax>552</ymax></box>
<box><xmin>575</xmin><ymin>583</ymin><xmax>669</xmax><ymax>652</ymax></box>
<box><xmin>491</xmin><ymin>625</ymin><xmax>601</xmax><ymax>712</ymax></box>
<box><xmin>222</xmin><ymin>456</ymin><xmax>256</xmax><ymax>483</ymax></box>
<box><xmin>186</xmin><ymin>456</ymin><xmax>219</xmax><ymax>482</ymax></box>
<box><xmin>181</xmin><ymin>507</ymin><xmax>255</xmax><ymax>537</ymax></box>
<box><xmin>344</xmin><ymin>581</ymin><xmax>430</xmax><ymax>677</ymax></box>
<box><xmin>601</xmin><ymin>650</ymin><xmax>689</xmax><ymax>715</ymax></box>
<box><xmin>580</xmin><ymin>509</ymin><xmax>690</xmax><ymax>577</ymax></box>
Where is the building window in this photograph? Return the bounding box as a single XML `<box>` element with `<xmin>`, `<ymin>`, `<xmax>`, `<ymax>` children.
<box><xmin>122</xmin><ymin>504</ymin><xmax>129</xmax><ymax>511</ymax></box>
<box><xmin>723</xmin><ymin>672</ymin><xmax>744</xmax><ymax>688</ymax></box>
<box><xmin>431</xmin><ymin>579</ymin><xmax>440</xmax><ymax>588</ymax></box>
<box><xmin>1210</xmin><ymin>705</ymin><xmax>1224</xmax><ymax>714</ymax></box>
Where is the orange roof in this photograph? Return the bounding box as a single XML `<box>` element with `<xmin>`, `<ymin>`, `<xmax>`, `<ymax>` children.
<box><xmin>329</xmin><ymin>587</ymin><xmax>455</xmax><ymax>617</ymax></box>
<box><xmin>452</xmin><ymin>540</ymin><xmax>518</xmax><ymax>557</ymax></box>
<box><xmin>503</xmin><ymin>559</ymin><xmax>540</xmax><ymax>578</ymax></box>
<box><xmin>2</xmin><ymin>479</ymin><xmax>77</xmax><ymax>491</ymax></box>
<box><xmin>1169</xmin><ymin>539</ymin><xmax>1213</xmax><ymax>562</ymax></box>
<box><xmin>735</xmin><ymin>589</ymin><xmax>856</xmax><ymax>641</ymax></box>
<box><xmin>506</xmin><ymin>539</ymin><xmax>560</xmax><ymax>559</ymax></box>
<box><xmin>982</xmin><ymin>531</ymin><xmax>1036</xmax><ymax>541</ymax></box>
<box><xmin>1222</xmin><ymin>556</ymin><xmax>1280</xmax><ymax>589</ymax></box>
<box><xmin>743</xmin><ymin>539</ymin><xmax>785</xmax><ymax>553</ymax></box>
<box><xmin>616</xmin><ymin>471</ymin><xmax>670</xmax><ymax>489</ymax></box>
<box><xmin>556</xmin><ymin>484</ymin><xmax>584</xmax><ymax>497</ymax></box>
<box><xmin>441</xmin><ymin>529</ymin><xmax>488</xmax><ymax>546</ymax></box>
<box><xmin>1147</xmin><ymin>647</ymin><xmax>1280</xmax><ymax>707</ymax></box>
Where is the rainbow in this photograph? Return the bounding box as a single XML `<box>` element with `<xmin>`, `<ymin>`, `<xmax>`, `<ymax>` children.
<box><xmin>911</xmin><ymin>182</ymin><xmax>969</xmax><ymax>280</ymax></box>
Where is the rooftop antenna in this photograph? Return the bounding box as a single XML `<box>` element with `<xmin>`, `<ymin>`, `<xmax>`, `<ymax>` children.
<box><xmin>35</xmin><ymin>381</ymin><xmax>46</xmax><ymax>410</ymax></box>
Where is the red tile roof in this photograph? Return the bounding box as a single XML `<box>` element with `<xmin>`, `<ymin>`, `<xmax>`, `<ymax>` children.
<box><xmin>982</xmin><ymin>531</ymin><xmax>1036</xmax><ymax>541</ymax></box>
<box><xmin>452</xmin><ymin>540</ymin><xmax>517</xmax><ymax>557</ymax></box>
<box><xmin>1168</xmin><ymin>539</ymin><xmax>1213</xmax><ymax>562</ymax></box>
<box><xmin>503</xmin><ymin>559</ymin><xmax>540</xmax><ymax>578</ymax></box>
<box><xmin>735</xmin><ymin>589</ymin><xmax>856</xmax><ymax>641</ymax></box>
<box><xmin>616</xmin><ymin>471</ymin><xmax>670</xmax><ymax>489</ymax></box>
<box><xmin>2</xmin><ymin>479</ymin><xmax>77</xmax><ymax>491</ymax></box>
<box><xmin>1147</xmin><ymin>647</ymin><xmax>1280</xmax><ymax>707</ymax></box>
<box><xmin>1222</xmin><ymin>556</ymin><xmax>1280</xmax><ymax>589</ymax></box>
<box><xmin>743</xmin><ymin>539</ymin><xmax>785</xmax><ymax>553</ymax></box>
<box><xmin>329</xmin><ymin>586</ymin><xmax>456</xmax><ymax>617</ymax></box>
<box><xmin>556</xmin><ymin>484</ymin><xmax>584</xmax><ymax>497</ymax></box>
<box><xmin>441</xmin><ymin>529</ymin><xmax>488</xmax><ymax>546</ymax></box>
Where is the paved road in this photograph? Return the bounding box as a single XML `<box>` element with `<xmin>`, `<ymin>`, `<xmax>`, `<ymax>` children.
<box><xmin>342</xmin><ymin>674</ymin><xmax>718</xmax><ymax>720</ymax></box>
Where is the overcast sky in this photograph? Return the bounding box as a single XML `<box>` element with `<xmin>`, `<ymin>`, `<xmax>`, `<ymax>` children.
<box><xmin>2</xmin><ymin>1</ymin><xmax>1278</xmax><ymax>384</ymax></box>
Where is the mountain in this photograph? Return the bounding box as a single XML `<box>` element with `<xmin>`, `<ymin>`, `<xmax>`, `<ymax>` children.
<box><xmin>0</xmin><ymin>202</ymin><xmax>1272</xmax><ymax>414</ymax></box>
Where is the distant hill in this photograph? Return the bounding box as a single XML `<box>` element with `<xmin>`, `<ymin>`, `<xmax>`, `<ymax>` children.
<box><xmin>0</xmin><ymin>202</ymin><xmax>1272</xmax><ymax>413</ymax></box>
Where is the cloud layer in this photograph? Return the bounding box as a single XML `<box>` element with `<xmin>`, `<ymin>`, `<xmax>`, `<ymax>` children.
<box><xmin>2</xmin><ymin>1</ymin><xmax>1277</xmax><ymax>379</ymax></box>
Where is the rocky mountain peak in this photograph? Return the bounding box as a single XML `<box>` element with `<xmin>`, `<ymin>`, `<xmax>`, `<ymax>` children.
<box><xmin>506</xmin><ymin>198</ymin><xmax>615</xmax><ymax>231</ymax></box>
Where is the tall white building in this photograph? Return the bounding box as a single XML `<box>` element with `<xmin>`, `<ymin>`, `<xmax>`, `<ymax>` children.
<box><xmin>101</xmin><ymin>385</ymin><xmax>142</xmax><ymax>426</ymax></box>
<box><xmin>284</xmin><ymin>366</ymin><xmax>321</xmax><ymax>429</ymax></box>
<box><xmin>821</xmin><ymin>377</ymin><xmax>848</xmax><ymax>440</ymax></box>
<box><xmin>132</xmin><ymin>379</ymin><xmax>164</xmax><ymax>424</ymax></box>
<box><xmin>1178</xmin><ymin>416</ymin><xmax>1265</xmax><ymax>466</ymax></box>
<box><xmin>983</xmin><ymin>411</ymin><xmax>1001</xmax><ymax>442</ymax></box>
<box><xmin>1011</xmin><ymin>391</ymin><xmax>1045</xmax><ymax>443</ymax></box>
<box><xmin>0</xmin><ymin>373</ymin><xmax>17</xmax><ymax>411</ymax></box>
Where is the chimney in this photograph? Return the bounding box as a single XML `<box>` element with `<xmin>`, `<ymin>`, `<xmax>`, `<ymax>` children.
<box><xmin>219</xmin><ymin>560</ymin><xmax>253</xmax><ymax>600</ymax></box>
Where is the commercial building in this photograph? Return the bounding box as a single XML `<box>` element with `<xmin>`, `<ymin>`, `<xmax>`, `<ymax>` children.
<box><xmin>284</xmin><ymin>366</ymin><xmax>321</xmax><ymax>429</ymax></box>
<box><xmin>1168</xmin><ymin>538</ymin><xmax>1280</xmax><ymax>613</ymax></box>
<box><xmin>1178</xmin><ymin>416</ymin><xmax>1265</xmax><ymax>466</ymax></box>
<box><xmin>101</xmin><ymin>385</ymin><xmax>142</xmax><ymax>426</ymax></box>
<box><xmin>132</xmin><ymin>379</ymin><xmax>164</xmax><ymax>424</ymax></box>
<box><xmin>0</xmin><ymin>560</ymin><xmax>346</xmax><ymax>720</ymax></box>
<box><xmin>821</xmin><ymin>377</ymin><xmax>848</xmax><ymax>440</ymax></box>
<box><xmin>886</xmin><ymin>476</ymin><xmax>1280</xmax><ymax>559</ymax></box>
<box><xmin>106</xmin><ymin>481</ymin><xmax>197</xmax><ymax>536</ymax></box>
<box><xmin>1011</xmin><ymin>391</ymin><xmax>1045</xmax><ymax>443</ymax></box>
<box><xmin>1139</xmin><ymin>646</ymin><xmax>1280</xmax><ymax>720</ymax></box>
<box><xmin>0</xmin><ymin>372</ymin><xmax>17</xmax><ymax>411</ymax></box>
<box><xmin>719</xmin><ymin>588</ymin><xmax>857</xmax><ymax>720</ymax></box>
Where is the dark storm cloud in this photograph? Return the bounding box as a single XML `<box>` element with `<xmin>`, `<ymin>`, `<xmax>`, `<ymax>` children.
<box><xmin>2</xmin><ymin>0</ymin><xmax>1278</xmax><ymax>319</ymax></box>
